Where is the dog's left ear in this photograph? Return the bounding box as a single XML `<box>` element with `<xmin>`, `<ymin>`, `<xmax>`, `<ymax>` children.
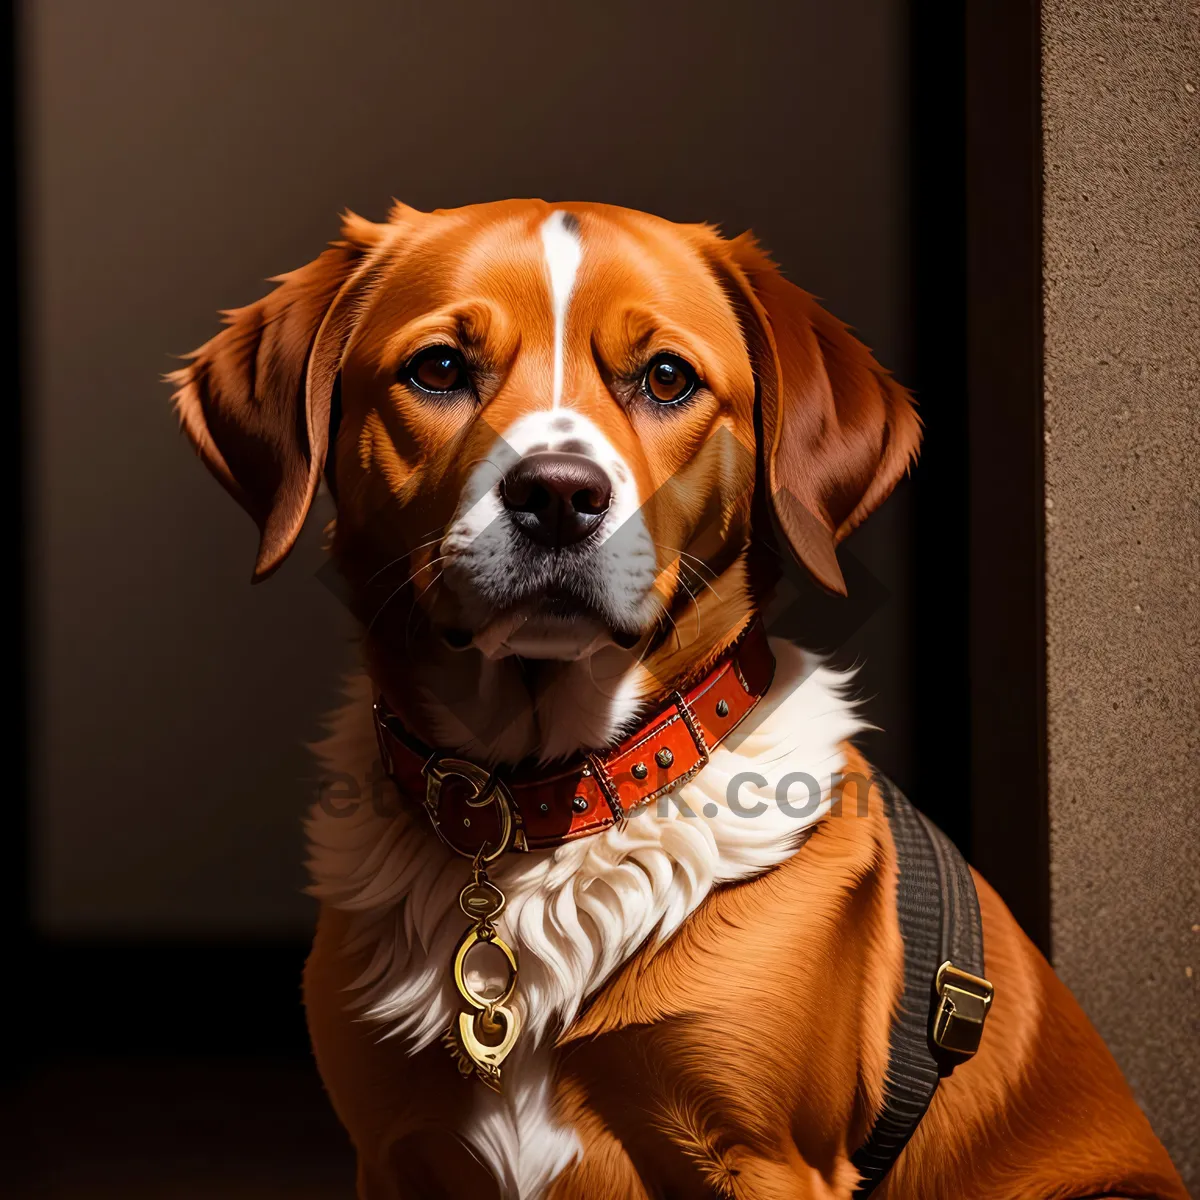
<box><xmin>168</xmin><ymin>211</ymin><xmax>393</xmax><ymax>581</ymax></box>
<box><xmin>713</xmin><ymin>233</ymin><xmax>921</xmax><ymax>595</ymax></box>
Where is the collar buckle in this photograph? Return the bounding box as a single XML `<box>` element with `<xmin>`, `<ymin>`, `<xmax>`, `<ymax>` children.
<box><xmin>671</xmin><ymin>689</ymin><xmax>711</xmax><ymax>767</ymax></box>
<box><xmin>422</xmin><ymin>756</ymin><xmax>516</xmax><ymax>862</ymax></box>
<box><xmin>590</xmin><ymin>689</ymin><xmax>714</xmax><ymax>823</ymax></box>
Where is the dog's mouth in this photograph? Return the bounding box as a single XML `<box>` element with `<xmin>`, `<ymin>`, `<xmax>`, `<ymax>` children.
<box><xmin>441</xmin><ymin>586</ymin><xmax>644</xmax><ymax>660</ymax></box>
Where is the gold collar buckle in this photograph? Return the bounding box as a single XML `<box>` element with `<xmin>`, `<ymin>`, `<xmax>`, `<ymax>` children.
<box><xmin>422</xmin><ymin>756</ymin><xmax>517</xmax><ymax>862</ymax></box>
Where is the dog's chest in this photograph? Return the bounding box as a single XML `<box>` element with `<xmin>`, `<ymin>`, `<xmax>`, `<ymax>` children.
<box><xmin>305</xmin><ymin>646</ymin><xmax>863</xmax><ymax>1198</ymax></box>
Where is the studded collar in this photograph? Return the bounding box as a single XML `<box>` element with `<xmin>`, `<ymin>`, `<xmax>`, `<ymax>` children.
<box><xmin>372</xmin><ymin>618</ymin><xmax>775</xmax><ymax>858</ymax></box>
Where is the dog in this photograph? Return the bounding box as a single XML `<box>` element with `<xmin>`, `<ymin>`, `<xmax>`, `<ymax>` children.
<box><xmin>171</xmin><ymin>200</ymin><xmax>1185</xmax><ymax>1199</ymax></box>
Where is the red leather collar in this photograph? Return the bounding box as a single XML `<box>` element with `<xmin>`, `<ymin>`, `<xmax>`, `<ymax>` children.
<box><xmin>373</xmin><ymin>619</ymin><xmax>775</xmax><ymax>858</ymax></box>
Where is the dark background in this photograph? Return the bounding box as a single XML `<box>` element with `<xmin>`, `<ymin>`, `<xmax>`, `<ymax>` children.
<box><xmin>12</xmin><ymin>0</ymin><xmax>1047</xmax><ymax>1194</ymax></box>
<box><xmin>29</xmin><ymin>0</ymin><xmax>913</xmax><ymax>944</ymax></box>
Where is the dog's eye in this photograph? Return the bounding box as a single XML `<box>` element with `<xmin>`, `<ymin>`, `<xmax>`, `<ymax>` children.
<box><xmin>404</xmin><ymin>346</ymin><xmax>469</xmax><ymax>395</ymax></box>
<box><xmin>642</xmin><ymin>354</ymin><xmax>699</xmax><ymax>405</ymax></box>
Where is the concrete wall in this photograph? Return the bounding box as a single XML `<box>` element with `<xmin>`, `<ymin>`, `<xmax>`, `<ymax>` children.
<box><xmin>1043</xmin><ymin>1</ymin><xmax>1199</xmax><ymax>1187</ymax></box>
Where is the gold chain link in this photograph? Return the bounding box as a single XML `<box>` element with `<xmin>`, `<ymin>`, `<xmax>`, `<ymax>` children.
<box><xmin>443</xmin><ymin>849</ymin><xmax>521</xmax><ymax>1091</ymax></box>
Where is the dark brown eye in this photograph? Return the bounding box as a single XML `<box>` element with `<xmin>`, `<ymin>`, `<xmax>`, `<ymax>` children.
<box><xmin>643</xmin><ymin>354</ymin><xmax>699</xmax><ymax>405</ymax></box>
<box><xmin>405</xmin><ymin>345</ymin><xmax>468</xmax><ymax>395</ymax></box>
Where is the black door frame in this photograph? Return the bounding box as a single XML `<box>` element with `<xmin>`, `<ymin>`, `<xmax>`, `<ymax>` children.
<box><xmin>910</xmin><ymin>0</ymin><xmax>1048</xmax><ymax>950</ymax></box>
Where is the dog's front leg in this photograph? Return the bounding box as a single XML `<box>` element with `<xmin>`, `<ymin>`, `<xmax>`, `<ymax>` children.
<box><xmin>305</xmin><ymin>907</ymin><xmax>505</xmax><ymax>1198</ymax></box>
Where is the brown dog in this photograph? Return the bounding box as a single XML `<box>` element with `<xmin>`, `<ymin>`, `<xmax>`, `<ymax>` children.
<box><xmin>172</xmin><ymin>200</ymin><xmax>1185</xmax><ymax>1199</ymax></box>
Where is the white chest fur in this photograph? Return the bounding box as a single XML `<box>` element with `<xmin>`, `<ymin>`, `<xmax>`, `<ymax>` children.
<box><xmin>305</xmin><ymin>639</ymin><xmax>863</xmax><ymax>1199</ymax></box>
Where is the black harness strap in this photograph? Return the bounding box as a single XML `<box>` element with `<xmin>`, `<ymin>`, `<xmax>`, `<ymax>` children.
<box><xmin>850</xmin><ymin>777</ymin><xmax>991</xmax><ymax>1197</ymax></box>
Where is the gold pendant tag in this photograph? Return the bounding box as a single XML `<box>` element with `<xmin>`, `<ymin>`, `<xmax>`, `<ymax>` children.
<box><xmin>444</xmin><ymin>856</ymin><xmax>520</xmax><ymax>1091</ymax></box>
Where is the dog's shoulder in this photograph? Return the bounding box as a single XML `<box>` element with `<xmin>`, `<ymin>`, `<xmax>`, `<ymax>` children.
<box><xmin>554</xmin><ymin>751</ymin><xmax>903</xmax><ymax>1193</ymax></box>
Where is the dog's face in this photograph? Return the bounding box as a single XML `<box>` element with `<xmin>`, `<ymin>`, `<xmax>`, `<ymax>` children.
<box><xmin>172</xmin><ymin>199</ymin><xmax>919</xmax><ymax>756</ymax></box>
<box><xmin>332</xmin><ymin>203</ymin><xmax>760</xmax><ymax>662</ymax></box>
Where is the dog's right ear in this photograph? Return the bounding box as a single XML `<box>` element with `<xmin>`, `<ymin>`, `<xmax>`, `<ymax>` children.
<box><xmin>708</xmin><ymin>233</ymin><xmax>921</xmax><ymax>596</ymax></box>
<box><xmin>168</xmin><ymin>210</ymin><xmax>394</xmax><ymax>581</ymax></box>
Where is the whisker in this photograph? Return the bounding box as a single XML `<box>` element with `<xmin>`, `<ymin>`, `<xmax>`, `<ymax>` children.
<box><xmin>654</xmin><ymin>543</ymin><xmax>725</xmax><ymax>605</ymax></box>
<box><xmin>655</xmin><ymin>543</ymin><xmax>722</xmax><ymax>592</ymax></box>
<box><xmin>367</xmin><ymin>535</ymin><xmax>446</xmax><ymax>586</ymax></box>
<box><xmin>653</xmin><ymin>543</ymin><xmax>719</xmax><ymax>579</ymax></box>
<box><xmin>676</xmin><ymin>576</ymin><xmax>704</xmax><ymax>639</ymax></box>
<box><xmin>365</xmin><ymin>516</ymin><xmax>449</xmax><ymax>583</ymax></box>
<box><xmin>655</xmin><ymin>602</ymin><xmax>683</xmax><ymax>655</ymax></box>
<box><xmin>405</xmin><ymin>569</ymin><xmax>446</xmax><ymax>651</ymax></box>
<box><xmin>632</xmin><ymin>627</ymin><xmax>659</xmax><ymax>672</ymax></box>
<box><xmin>367</xmin><ymin>555</ymin><xmax>450</xmax><ymax>634</ymax></box>
<box><xmin>680</xmin><ymin>563</ymin><xmax>725</xmax><ymax>605</ymax></box>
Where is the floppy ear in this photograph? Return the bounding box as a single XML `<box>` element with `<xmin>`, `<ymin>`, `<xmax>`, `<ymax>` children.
<box><xmin>716</xmin><ymin>234</ymin><xmax>921</xmax><ymax>595</ymax></box>
<box><xmin>168</xmin><ymin>211</ymin><xmax>391</xmax><ymax>581</ymax></box>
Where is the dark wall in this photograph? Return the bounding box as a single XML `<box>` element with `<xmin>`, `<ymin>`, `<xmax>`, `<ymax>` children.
<box><xmin>26</xmin><ymin>0</ymin><xmax>912</xmax><ymax>937</ymax></box>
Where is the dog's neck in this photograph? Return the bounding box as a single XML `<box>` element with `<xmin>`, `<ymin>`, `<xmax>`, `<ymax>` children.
<box><xmin>361</xmin><ymin>561</ymin><xmax>756</xmax><ymax>767</ymax></box>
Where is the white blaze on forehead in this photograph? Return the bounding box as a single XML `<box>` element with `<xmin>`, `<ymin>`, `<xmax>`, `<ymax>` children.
<box><xmin>540</xmin><ymin>211</ymin><xmax>583</xmax><ymax>409</ymax></box>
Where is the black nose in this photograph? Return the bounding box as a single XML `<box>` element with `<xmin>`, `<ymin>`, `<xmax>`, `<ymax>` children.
<box><xmin>501</xmin><ymin>452</ymin><xmax>613</xmax><ymax>548</ymax></box>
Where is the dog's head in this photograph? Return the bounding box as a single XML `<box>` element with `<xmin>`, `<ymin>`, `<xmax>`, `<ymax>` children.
<box><xmin>172</xmin><ymin>200</ymin><xmax>918</xmax><ymax>759</ymax></box>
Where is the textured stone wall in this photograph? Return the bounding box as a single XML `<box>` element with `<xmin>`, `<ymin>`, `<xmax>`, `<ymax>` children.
<box><xmin>1043</xmin><ymin>1</ymin><xmax>1199</xmax><ymax>1188</ymax></box>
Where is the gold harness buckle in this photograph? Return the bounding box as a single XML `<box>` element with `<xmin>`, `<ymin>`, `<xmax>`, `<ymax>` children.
<box><xmin>931</xmin><ymin>961</ymin><xmax>994</xmax><ymax>1057</ymax></box>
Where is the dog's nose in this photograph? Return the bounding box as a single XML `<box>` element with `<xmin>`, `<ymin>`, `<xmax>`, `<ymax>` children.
<box><xmin>501</xmin><ymin>452</ymin><xmax>613</xmax><ymax>548</ymax></box>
